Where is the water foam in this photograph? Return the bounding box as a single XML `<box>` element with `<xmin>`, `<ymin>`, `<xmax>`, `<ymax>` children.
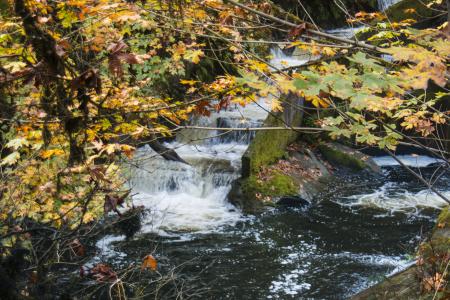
<box><xmin>337</xmin><ymin>182</ymin><xmax>449</xmax><ymax>213</ymax></box>
<box><xmin>373</xmin><ymin>155</ymin><xmax>446</xmax><ymax>168</ymax></box>
<box><xmin>123</xmin><ymin>49</ymin><xmax>309</xmax><ymax>235</ymax></box>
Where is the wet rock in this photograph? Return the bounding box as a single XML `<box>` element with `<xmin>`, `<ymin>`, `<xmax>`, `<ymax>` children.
<box><xmin>241</xmin><ymin>93</ymin><xmax>304</xmax><ymax>178</ymax></box>
<box><xmin>318</xmin><ymin>142</ymin><xmax>382</xmax><ymax>174</ymax></box>
<box><xmin>277</xmin><ymin>196</ymin><xmax>310</xmax><ymax>208</ymax></box>
<box><xmin>116</xmin><ymin>208</ymin><xmax>143</xmax><ymax>238</ymax></box>
<box><xmin>386</xmin><ymin>0</ymin><xmax>437</xmax><ymax>24</ymax></box>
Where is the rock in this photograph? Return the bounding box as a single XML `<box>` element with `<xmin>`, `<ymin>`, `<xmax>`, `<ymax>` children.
<box><xmin>318</xmin><ymin>142</ymin><xmax>382</xmax><ymax>174</ymax></box>
<box><xmin>385</xmin><ymin>0</ymin><xmax>437</xmax><ymax>24</ymax></box>
<box><xmin>241</xmin><ymin>93</ymin><xmax>304</xmax><ymax>178</ymax></box>
<box><xmin>229</xmin><ymin>144</ymin><xmax>332</xmax><ymax>212</ymax></box>
<box><xmin>277</xmin><ymin>196</ymin><xmax>310</xmax><ymax>208</ymax></box>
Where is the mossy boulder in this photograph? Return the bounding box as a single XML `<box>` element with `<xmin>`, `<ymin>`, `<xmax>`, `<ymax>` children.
<box><xmin>229</xmin><ymin>94</ymin><xmax>307</xmax><ymax>211</ymax></box>
<box><xmin>241</xmin><ymin>113</ymin><xmax>299</xmax><ymax>177</ymax></box>
<box><xmin>242</xmin><ymin>171</ymin><xmax>298</xmax><ymax>200</ymax></box>
<box><xmin>385</xmin><ymin>0</ymin><xmax>436</xmax><ymax>23</ymax></box>
<box><xmin>318</xmin><ymin>143</ymin><xmax>381</xmax><ymax>173</ymax></box>
<box><xmin>242</xmin><ymin>94</ymin><xmax>304</xmax><ymax>178</ymax></box>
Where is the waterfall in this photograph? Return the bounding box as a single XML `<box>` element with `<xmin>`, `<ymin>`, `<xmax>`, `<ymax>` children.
<box><xmin>378</xmin><ymin>0</ymin><xmax>401</xmax><ymax>11</ymax></box>
<box><xmin>125</xmin><ymin>48</ymin><xmax>308</xmax><ymax>235</ymax></box>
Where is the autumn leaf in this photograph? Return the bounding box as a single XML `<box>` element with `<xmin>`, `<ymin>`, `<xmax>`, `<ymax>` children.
<box><xmin>141</xmin><ymin>254</ymin><xmax>157</xmax><ymax>271</ymax></box>
<box><xmin>90</xmin><ymin>264</ymin><xmax>117</xmax><ymax>282</ymax></box>
<box><xmin>184</xmin><ymin>49</ymin><xmax>204</xmax><ymax>64</ymax></box>
<box><xmin>70</xmin><ymin>239</ymin><xmax>85</xmax><ymax>257</ymax></box>
<box><xmin>41</xmin><ymin>149</ymin><xmax>65</xmax><ymax>159</ymax></box>
<box><xmin>288</xmin><ymin>23</ymin><xmax>307</xmax><ymax>40</ymax></box>
<box><xmin>1</xmin><ymin>152</ymin><xmax>21</xmax><ymax>166</ymax></box>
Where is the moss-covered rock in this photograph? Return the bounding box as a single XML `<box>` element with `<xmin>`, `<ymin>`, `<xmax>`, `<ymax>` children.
<box><xmin>385</xmin><ymin>0</ymin><xmax>436</xmax><ymax>23</ymax></box>
<box><xmin>241</xmin><ymin>113</ymin><xmax>299</xmax><ymax>177</ymax></box>
<box><xmin>242</xmin><ymin>94</ymin><xmax>304</xmax><ymax>178</ymax></box>
<box><xmin>318</xmin><ymin>142</ymin><xmax>381</xmax><ymax>173</ymax></box>
<box><xmin>242</xmin><ymin>171</ymin><xmax>297</xmax><ymax>199</ymax></box>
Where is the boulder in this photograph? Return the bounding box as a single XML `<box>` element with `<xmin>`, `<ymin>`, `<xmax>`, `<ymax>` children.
<box><xmin>318</xmin><ymin>142</ymin><xmax>382</xmax><ymax>174</ymax></box>
<box><xmin>229</xmin><ymin>143</ymin><xmax>332</xmax><ymax>212</ymax></box>
<box><xmin>277</xmin><ymin>195</ymin><xmax>311</xmax><ymax>208</ymax></box>
<box><xmin>385</xmin><ymin>0</ymin><xmax>437</xmax><ymax>23</ymax></box>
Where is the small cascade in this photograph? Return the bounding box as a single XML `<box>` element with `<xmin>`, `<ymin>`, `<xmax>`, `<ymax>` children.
<box><xmin>326</xmin><ymin>26</ymin><xmax>365</xmax><ymax>39</ymax></box>
<box><xmin>378</xmin><ymin>0</ymin><xmax>401</xmax><ymax>11</ymax></box>
<box><xmin>125</xmin><ymin>48</ymin><xmax>309</xmax><ymax>235</ymax></box>
<box><xmin>269</xmin><ymin>47</ymin><xmax>310</xmax><ymax>70</ymax></box>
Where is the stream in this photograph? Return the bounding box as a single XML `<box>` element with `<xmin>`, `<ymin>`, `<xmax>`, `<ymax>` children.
<box><xmin>92</xmin><ymin>4</ymin><xmax>449</xmax><ymax>298</ymax></box>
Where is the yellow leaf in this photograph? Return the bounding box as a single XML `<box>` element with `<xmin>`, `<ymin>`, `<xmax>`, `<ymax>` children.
<box><xmin>271</xmin><ymin>99</ymin><xmax>283</xmax><ymax>112</ymax></box>
<box><xmin>41</xmin><ymin>149</ymin><xmax>65</xmax><ymax>159</ymax></box>
<box><xmin>180</xmin><ymin>79</ymin><xmax>198</xmax><ymax>86</ymax></box>
<box><xmin>184</xmin><ymin>49</ymin><xmax>204</xmax><ymax>64</ymax></box>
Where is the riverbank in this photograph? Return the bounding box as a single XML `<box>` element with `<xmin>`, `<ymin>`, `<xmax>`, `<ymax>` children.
<box><xmin>352</xmin><ymin>206</ymin><xmax>450</xmax><ymax>299</ymax></box>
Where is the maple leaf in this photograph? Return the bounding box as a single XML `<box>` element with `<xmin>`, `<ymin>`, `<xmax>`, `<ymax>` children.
<box><xmin>0</xmin><ymin>152</ymin><xmax>20</xmax><ymax>166</ymax></box>
<box><xmin>288</xmin><ymin>23</ymin><xmax>308</xmax><ymax>40</ymax></box>
<box><xmin>184</xmin><ymin>49</ymin><xmax>204</xmax><ymax>64</ymax></box>
<box><xmin>141</xmin><ymin>254</ymin><xmax>157</xmax><ymax>271</ymax></box>
<box><xmin>89</xmin><ymin>264</ymin><xmax>117</xmax><ymax>282</ymax></box>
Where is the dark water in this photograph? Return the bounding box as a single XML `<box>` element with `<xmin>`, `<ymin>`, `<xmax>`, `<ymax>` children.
<box><xmin>91</xmin><ymin>165</ymin><xmax>448</xmax><ymax>299</ymax></box>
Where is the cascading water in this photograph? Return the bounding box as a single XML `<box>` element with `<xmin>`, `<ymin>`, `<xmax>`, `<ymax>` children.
<box><xmin>124</xmin><ymin>48</ymin><xmax>304</xmax><ymax>235</ymax></box>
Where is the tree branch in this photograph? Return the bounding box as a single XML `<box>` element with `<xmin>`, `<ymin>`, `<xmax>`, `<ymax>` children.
<box><xmin>224</xmin><ymin>0</ymin><xmax>380</xmax><ymax>52</ymax></box>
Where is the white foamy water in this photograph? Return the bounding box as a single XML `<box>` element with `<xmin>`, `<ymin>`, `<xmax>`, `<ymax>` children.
<box><xmin>337</xmin><ymin>182</ymin><xmax>449</xmax><ymax>213</ymax></box>
<box><xmin>326</xmin><ymin>26</ymin><xmax>366</xmax><ymax>39</ymax></box>
<box><xmin>94</xmin><ymin>235</ymin><xmax>126</xmax><ymax>260</ymax></box>
<box><xmin>373</xmin><ymin>155</ymin><xmax>446</xmax><ymax>168</ymax></box>
<box><xmin>128</xmin><ymin>144</ymin><xmax>243</xmax><ymax>234</ymax></box>
<box><xmin>270</xmin><ymin>47</ymin><xmax>310</xmax><ymax>70</ymax></box>
<box><xmin>122</xmin><ymin>48</ymin><xmax>310</xmax><ymax>235</ymax></box>
<box><xmin>334</xmin><ymin>252</ymin><xmax>410</xmax><ymax>268</ymax></box>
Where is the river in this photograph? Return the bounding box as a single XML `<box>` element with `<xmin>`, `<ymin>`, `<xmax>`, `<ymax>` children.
<box><xmin>90</xmin><ymin>4</ymin><xmax>449</xmax><ymax>298</ymax></box>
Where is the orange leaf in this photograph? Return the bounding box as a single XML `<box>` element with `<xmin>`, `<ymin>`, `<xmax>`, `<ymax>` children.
<box><xmin>141</xmin><ymin>254</ymin><xmax>157</xmax><ymax>271</ymax></box>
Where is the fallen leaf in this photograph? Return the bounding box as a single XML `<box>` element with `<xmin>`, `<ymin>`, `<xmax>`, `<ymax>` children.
<box><xmin>141</xmin><ymin>254</ymin><xmax>157</xmax><ymax>271</ymax></box>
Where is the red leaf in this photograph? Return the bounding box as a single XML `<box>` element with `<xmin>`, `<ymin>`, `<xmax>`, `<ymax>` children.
<box><xmin>288</xmin><ymin>23</ymin><xmax>307</xmax><ymax>40</ymax></box>
<box><xmin>70</xmin><ymin>239</ymin><xmax>85</xmax><ymax>257</ymax></box>
<box><xmin>90</xmin><ymin>263</ymin><xmax>117</xmax><ymax>282</ymax></box>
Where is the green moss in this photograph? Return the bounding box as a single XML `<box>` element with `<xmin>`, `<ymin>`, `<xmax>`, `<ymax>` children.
<box><xmin>242</xmin><ymin>112</ymin><xmax>301</xmax><ymax>177</ymax></box>
<box><xmin>318</xmin><ymin>144</ymin><xmax>366</xmax><ymax>170</ymax></box>
<box><xmin>241</xmin><ymin>172</ymin><xmax>298</xmax><ymax>200</ymax></box>
<box><xmin>437</xmin><ymin>206</ymin><xmax>450</xmax><ymax>226</ymax></box>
